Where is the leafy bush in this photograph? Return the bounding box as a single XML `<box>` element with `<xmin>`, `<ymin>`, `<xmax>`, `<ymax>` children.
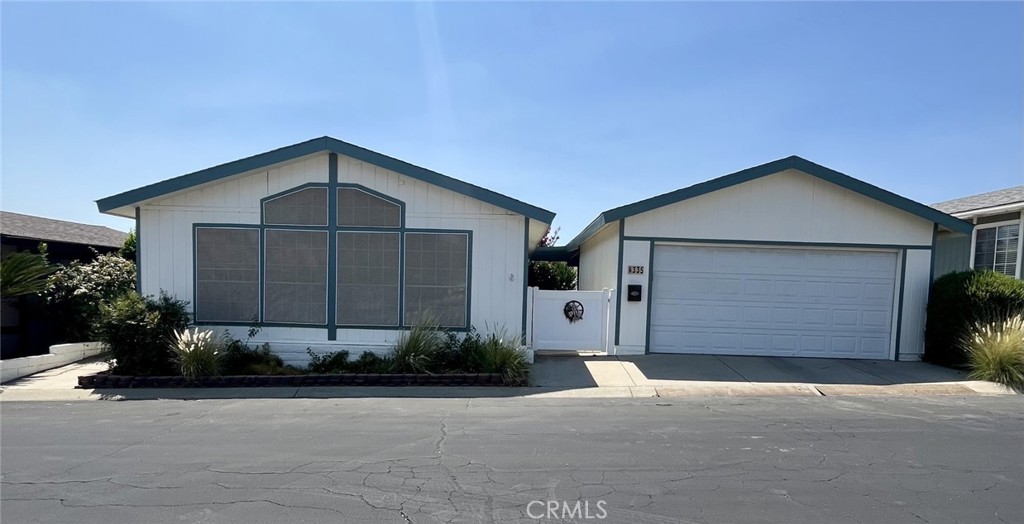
<box><xmin>963</xmin><ymin>315</ymin><xmax>1024</xmax><ymax>391</ymax></box>
<box><xmin>97</xmin><ymin>292</ymin><xmax>190</xmax><ymax>375</ymax></box>
<box><xmin>170</xmin><ymin>328</ymin><xmax>223</xmax><ymax>381</ymax></box>
<box><xmin>0</xmin><ymin>250</ymin><xmax>54</xmax><ymax>298</ymax></box>
<box><xmin>45</xmin><ymin>252</ymin><xmax>136</xmax><ymax>342</ymax></box>
<box><xmin>925</xmin><ymin>270</ymin><xmax>1024</xmax><ymax>367</ymax></box>
<box><xmin>118</xmin><ymin>229</ymin><xmax>137</xmax><ymax>261</ymax></box>
<box><xmin>479</xmin><ymin>328</ymin><xmax>529</xmax><ymax>384</ymax></box>
<box><xmin>528</xmin><ymin>228</ymin><xmax>576</xmax><ymax>290</ymax></box>
<box><xmin>436</xmin><ymin>328</ymin><xmax>486</xmax><ymax>372</ymax></box>
<box><xmin>307</xmin><ymin>349</ymin><xmax>351</xmax><ymax>374</ymax></box>
<box><xmin>390</xmin><ymin>319</ymin><xmax>443</xmax><ymax>373</ymax></box>
<box><xmin>348</xmin><ymin>351</ymin><xmax>392</xmax><ymax>373</ymax></box>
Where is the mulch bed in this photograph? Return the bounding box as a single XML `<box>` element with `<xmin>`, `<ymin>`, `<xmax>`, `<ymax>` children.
<box><xmin>78</xmin><ymin>373</ymin><xmax>516</xmax><ymax>389</ymax></box>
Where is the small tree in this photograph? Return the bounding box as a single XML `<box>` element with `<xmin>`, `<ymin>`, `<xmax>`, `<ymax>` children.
<box><xmin>45</xmin><ymin>251</ymin><xmax>136</xmax><ymax>342</ymax></box>
<box><xmin>528</xmin><ymin>228</ymin><xmax>577</xmax><ymax>290</ymax></box>
<box><xmin>118</xmin><ymin>229</ymin><xmax>137</xmax><ymax>261</ymax></box>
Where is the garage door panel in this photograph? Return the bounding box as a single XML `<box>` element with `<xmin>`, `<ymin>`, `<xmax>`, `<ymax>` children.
<box><xmin>650</xmin><ymin>245</ymin><xmax>897</xmax><ymax>359</ymax></box>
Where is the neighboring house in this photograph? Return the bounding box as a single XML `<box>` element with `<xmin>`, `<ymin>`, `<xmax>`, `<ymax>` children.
<box><xmin>561</xmin><ymin>156</ymin><xmax>972</xmax><ymax>361</ymax></box>
<box><xmin>1</xmin><ymin>211</ymin><xmax>128</xmax><ymax>359</ymax></box>
<box><xmin>931</xmin><ymin>186</ymin><xmax>1024</xmax><ymax>279</ymax></box>
<box><xmin>96</xmin><ymin>137</ymin><xmax>554</xmax><ymax>365</ymax></box>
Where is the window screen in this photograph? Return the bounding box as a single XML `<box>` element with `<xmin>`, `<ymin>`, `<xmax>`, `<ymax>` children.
<box><xmin>337</xmin><ymin>188</ymin><xmax>401</xmax><ymax>227</ymax></box>
<box><xmin>975</xmin><ymin>224</ymin><xmax>1019</xmax><ymax>276</ymax></box>
<box><xmin>264</xmin><ymin>230</ymin><xmax>329</xmax><ymax>324</ymax></box>
<box><xmin>264</xmin><ymin>187</ymin><xmax>328</xmax><ymax>226</ymax></box>
<box><xmin>195</xmin><ymin>228</ymin><xmax>259</xmax><ymax>322</ymax></box>
<box><xmin>336</xmin><ymin>232</ymin><xmax>400</xmax><ymax>326</ymax></box>
<box><xmin>404</xmin><ymin>232</ymin><xmax>469</xmax><ymax>328</ymax></box>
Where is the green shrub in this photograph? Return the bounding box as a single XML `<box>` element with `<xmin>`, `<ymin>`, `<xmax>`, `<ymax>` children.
<box><xmin>45</xmin><ymin>252</ymin><xmax>136</xmax><ymax>342</ymax></box>
<box><xmin>307</xmin><ymin>349</ymin><xmax>351</xmax><ymax>374</ymax></box>
<box><xmin>390</xmin><ymin>318</ymin><xmax>443</xmax><ymax>373</ymax></box>
<box><xmin>925</xmin><ymin>270</ymin><xmax>1024</xmax><ymax>367</ymax></box>
<box><xmin>348</xmin><ymin>351</ymin><xmax>392</xmax><ymax>373</ymax></box>
<box><xmin>170</xmin><ymin>327</ymin><xmax>223</xmax><ymax>381</ymax></box>
<box><xmin>97</xmin><ymin>292</ymin><xmax>190</xmax><ymax>375</ymax></box>
<box><xmin>435</xmin><ymin>328</ymin><xmax>486</xmax><ymax>372</ymax></box>
<box><xmin>963</xmin><ymin>315</ymin><xmax>1024</xmax><ymax>391</ymax></box>
<box><xmin>219</xmin><ymin>323</ymin><xmax>302</xmax><ymax>375</ymax></box>
<box><xmin>479</xmin><ymin>328</ymin><xmax>529</xmax><ymax>384</ymax></box>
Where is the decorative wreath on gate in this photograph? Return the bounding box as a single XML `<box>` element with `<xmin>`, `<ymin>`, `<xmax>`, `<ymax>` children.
<box><xmin>563</xmin><ymin>300</ymin><xmax>585</xmax><ymax>324</ymax></box>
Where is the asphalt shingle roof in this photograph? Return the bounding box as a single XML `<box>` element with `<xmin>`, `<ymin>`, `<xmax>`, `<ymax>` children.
<box><xmin>0</xmin><ymin>211</ymin><xmax>128</xmax><ymax>248</ymax></box>
<box><xmin>931</xmin><ymin>186</ymin><xmax>1024</xmax><ymax>215</ymax></box>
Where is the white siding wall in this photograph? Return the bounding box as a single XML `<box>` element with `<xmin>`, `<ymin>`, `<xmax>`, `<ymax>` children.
<box><xmin>624</xmin><ymin>169</ymin><xmax>935</xmax><ymax>246</ymax></box>
<box><xmin>616</xmin><ymin>239</ymin><xmax>652</xmax><ymax>355</ymax></box>
<box><xmin>578</xmin><ymin>222</ymin><xmax>619</xmax><ymax>291</ymax></box>
<box><xmin>139</xmin><ymin>153</ymin><xmax>527</xmax><ymax>365</ymax></box>
<box><xmin>898</xmin><ymin>249</ymin><xmax>932</xmax><ymax>361</ymax></box>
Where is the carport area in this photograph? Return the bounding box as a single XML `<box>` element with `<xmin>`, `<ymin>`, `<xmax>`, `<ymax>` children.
<box><xmin>528</xmin><ymin>353</ymin><xmax>1007</xmax><ymax>397</ymax></box>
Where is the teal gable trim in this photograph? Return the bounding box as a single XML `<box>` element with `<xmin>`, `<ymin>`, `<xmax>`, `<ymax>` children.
<box><xmin>97</xmin><ymin>136</ymin><xmax>555</xmax><ymax>224</ymax></box>
<box><xmin>644</xmin><ymin>240</ymin><xmax>655</xmax><ymax>354</ymax></box>
<box><xmin>568</xmin><ymin>156</ymin><xmax>973</xmax><ymax>247</ymax></box>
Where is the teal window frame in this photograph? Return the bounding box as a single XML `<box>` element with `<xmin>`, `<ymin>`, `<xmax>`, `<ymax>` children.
<box><xmin>191</xmin><ymin>178</ymin><xmax>472</xmax><ymax>332</ymax></box>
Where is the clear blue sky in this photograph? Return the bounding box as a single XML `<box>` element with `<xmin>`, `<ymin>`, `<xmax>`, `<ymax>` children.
<box><xmin>2</xmin><ymin>1</ymin><xmax>1022</xmax><ymax>242</ymax></box>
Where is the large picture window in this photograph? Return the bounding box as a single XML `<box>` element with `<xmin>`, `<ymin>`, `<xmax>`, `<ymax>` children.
<box><xmin>264</xmin><ymin>229</ymin><xmax>329</xmax><ymax>324</ymax></box>
<box><xmin>337</xmin><ymin>232</ymin><xmax>400</xmax><ymax>326</ymax></box>
<box><xmin>193</xmin><ymin>183</ymin><xmax>471</xmax><ymax>329</ymax></box>
<box><xmin>404</xmin><ymin>232</ymin><xmax>469</xmax><ymax>328</ymax></box>
<box><xmin>194</xmin><ymin>227</ymin><xmax>260</xmax><ymax>322</ymax></box>
<box><xmin>974</xmin><ymin>223</ymin><xmax>1020</xmax><ymax>277</ymax></box>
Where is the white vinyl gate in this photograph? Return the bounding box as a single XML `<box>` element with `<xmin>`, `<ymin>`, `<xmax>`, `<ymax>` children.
<box><xmin>525</xmin><ymin>288</ymin><xmax>614</xmax><ymax>352</ymax></box>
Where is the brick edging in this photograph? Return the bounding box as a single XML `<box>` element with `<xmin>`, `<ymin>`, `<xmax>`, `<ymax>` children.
<box><xmin>78</xmin><ymin>373</ymin><xmax>519</xmax><ymax>388</ymax></box>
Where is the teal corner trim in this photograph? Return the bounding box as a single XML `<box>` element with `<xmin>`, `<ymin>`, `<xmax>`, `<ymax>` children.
<box><xmin>97</xmin><ymin>136</ymin><xmax>555</xmax><ymax>224</ymax></box>
<box><xmin>327</xmin><ymin>154</ymin><xmax>339</xmax><ymax>341</ymax></box>
<box><xmin>644</xmin><ymin>240</ymin><xmax>655</xmax><ymax>354</ymax></box>
<box><xmin>614</xmin><ymin>220</ymin><xmax>624</xmax><ymax>346</ymax></box>
<box><xmin>894</xmin><ymin>249</ymin><xmax>908</xmax><ymax>361</ymax></box>
<box><xmin>134</xmin><ymin>207</ymin><xmax>141</xmax><ymax>295</ymax></box>
<box><xmin>521</xmin><ymin>216</ymin><xmax>530</xmax><ymax>343</ymax></box>
<box><xmin>566</xmin><ymin>156</ymin><xmax>973</xmax><ymax>247</ymax></box>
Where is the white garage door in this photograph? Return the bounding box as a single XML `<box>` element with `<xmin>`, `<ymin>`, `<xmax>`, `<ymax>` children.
<box><xmin>649</xmin><ymin>245</ymin><xmax>898</xmax><ymax>359</ymax></box>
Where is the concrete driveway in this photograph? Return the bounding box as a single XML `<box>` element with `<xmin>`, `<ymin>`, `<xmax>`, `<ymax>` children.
<box><xmin>529</xmin><ymin>353</ymin><xmax>1001</xmax><ymax>397</ymax></box>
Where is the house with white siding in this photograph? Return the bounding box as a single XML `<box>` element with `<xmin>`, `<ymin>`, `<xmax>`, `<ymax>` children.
<box><xmin>561</xmin><ymin>156</ymin><xmax>973</xmax><ymax>361</ymax></box>
<box><xmin>932</xmin><ymin>185</ymin><xmax>1024</xmax><ymax>280</ymax></box>
<box><xmin>97</xmin><ymin>137</ymin><xmax>554</xmax><ymax>365</ymax></box>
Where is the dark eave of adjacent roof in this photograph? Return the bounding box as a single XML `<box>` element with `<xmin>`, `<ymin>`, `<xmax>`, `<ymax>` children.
<box><xmin>96</xmin><ymin>136</ymin><xmax>556</xmax><ymax>224</ymax></box>
<box><xmin>567</xmin><ymin>155</ymin><xmax>974</xmax><ymax>249</ymax></box>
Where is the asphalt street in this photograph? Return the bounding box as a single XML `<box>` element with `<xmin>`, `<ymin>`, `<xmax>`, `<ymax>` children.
<box><xmin>1</xmin><ymin>396</ymin><xmax>1022</xmax><ymax>524</ymax></box>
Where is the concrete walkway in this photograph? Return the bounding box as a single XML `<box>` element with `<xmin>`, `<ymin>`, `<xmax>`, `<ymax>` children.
<box><xmin>0</xmin><ymin>354</ymin><xmax>1014</xmax><ymax>401</ymax></box>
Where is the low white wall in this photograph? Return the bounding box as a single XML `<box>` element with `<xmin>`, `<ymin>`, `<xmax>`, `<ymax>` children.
<box><xmin>0</xmin><ymin>342</ymin><xmax>105</xmax><ymax>384</ymax></box>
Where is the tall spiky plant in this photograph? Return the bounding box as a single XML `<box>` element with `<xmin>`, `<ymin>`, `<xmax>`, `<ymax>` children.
<box><xmin>0</xmin><ymin>251</ymin><xmax>54</xmax><ymax>298</ymax></box>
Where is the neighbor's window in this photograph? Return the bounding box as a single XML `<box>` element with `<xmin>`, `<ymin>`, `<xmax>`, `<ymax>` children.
<box><xmin>263</xmin><ymin>187</ymin><xmax>328</xmax><ymax>226</ymax></box>
<box><xmin>336</xmin><ymin>232</ymin><xmax>400</xmax><ymax>326</ymax></box>
<box><xmin>974</xmin><ymin>223</ymin><xmax>1020</xmax><ymax>276</ymax></box>
<box><xmin>337</xmin><ymin>187</ymin><xmax>401</xmax><ymax>227</ymax></box>
<box><xmin>404</xmin><ymin>232</ymin><xmax>469</xmax><ymax>328</ymax></box>
<box><xmin>263</xmin><ymin>229</ymin><xmax>329</xmax><ymax>324</ymax></box>
<box><xmin>194</xmin><ymin>227</ymin><xmax>259</xmax><ymax>322</ymax></box>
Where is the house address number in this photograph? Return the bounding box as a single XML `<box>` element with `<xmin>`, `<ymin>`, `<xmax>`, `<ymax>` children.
<box><xmin>628</xmin><ymin>265</ymin><xmax>645</xmax><ymax>274</ymax></box>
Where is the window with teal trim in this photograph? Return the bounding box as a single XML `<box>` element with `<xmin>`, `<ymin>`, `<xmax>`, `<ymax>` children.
<box><xmin>404</xmin><ymin>232</ymin><xmax>469</xmax><ymax>328</ymax></box>
<box><xmin>337</xmin><ymin>232</ymin><xmax>400</xmax><ymax>326</ymax></box>
<box><xmin>195</xmin><ymin>227</ymin><xmax>260</xmax><ymax>323</ymax></box>
<box><xmin>337</xmin><ymin>187</ymin><xmax>401</xmax><ymax>227</ymax></box>
<box><xmin>264</xmin><ymin>187</ymin><xmax>328</xmax><ymax>226</ymax></box>
<box><xmin>264</xmin><ymin>229</ymin><xmax>329</xmax><ymax>324</ymax></box>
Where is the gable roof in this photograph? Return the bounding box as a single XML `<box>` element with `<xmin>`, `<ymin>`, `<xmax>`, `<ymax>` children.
<box><xmin>567</xmin><ymin>155</ymin><xmax>973</xmax><ymax>248</ymax></box>
<box><xmin>931</xmin><ymin>185</ymin><xmax>1024</xmax><ymax>216</ymax></box>
<box><xmin>96</xmin><ymin>136</ymin><xmax>556</xmax><ymax>224</ymax></box>
<box><xmin>1</xmin><ymin>211</ymin><xmax>127</xmax><ymax>248</ymax></box>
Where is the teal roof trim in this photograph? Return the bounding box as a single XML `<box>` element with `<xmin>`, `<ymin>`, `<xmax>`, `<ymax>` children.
<box><xmin>97</xmin><ymin>136</ymin><xmax>556</xmax><ymax>224</ymax></box>
<box><xmin>568</xmin><ymin>155</ymin><xmax>973</xmax><ymax>247</ymax></box>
